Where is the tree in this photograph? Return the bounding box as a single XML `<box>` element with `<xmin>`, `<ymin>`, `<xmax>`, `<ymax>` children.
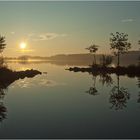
<box><xmin>0</xmin><ymin>35</ymin><xmax>6</xmax><ymax>54</ymax></box>
<box><xmin>110</xmin><ymin>32</ymin><xmax>131</xmax><ymax>67</ymax></box>
<box><xmin>86</xmin><ymin>44</ymin><xmax>99</xmax><ymax>65</ymax></box>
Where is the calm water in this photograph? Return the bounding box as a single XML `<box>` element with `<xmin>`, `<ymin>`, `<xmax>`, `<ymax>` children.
<box><xmin>0</xmin><ymin>62</ymin><xmax>140</xmax><ymax>138</ymax></box>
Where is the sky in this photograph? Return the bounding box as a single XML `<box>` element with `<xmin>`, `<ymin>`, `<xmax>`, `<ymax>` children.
<box><xmin>0</xmin><ymin>1</ymin><xmax>140</xmax><ymax>57</ymax></box>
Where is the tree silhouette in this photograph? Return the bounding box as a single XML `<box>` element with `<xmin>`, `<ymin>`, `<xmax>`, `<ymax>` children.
<box><xmin>0</xmin><ymin>35</ymin><xmax>6</xmax><ymax>54</ymax></box>
<box><xmin>110</xmin><ymin>32</ymin><xmax>131</xmax><ymax>67</ymax></box>
<box><xmin>86</xmin><ymin>44</ymin><xmax>99</xmax><ymax>66</ymax></box>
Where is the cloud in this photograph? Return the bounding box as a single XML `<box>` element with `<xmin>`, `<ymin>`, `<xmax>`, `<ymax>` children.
<box><xmin>121</xmin><ymin>19</ymin><xmax>134</xmax><ymax>23</ymax></box>
<box><xmin>28</xmin><ymin>33</ymin><xmax>34</xmax><ymax>37</ymax></box>
<box><xmin>28</xmin><ymin>32</ymin><xmax>67</xmax><ymax>41</ymax></box>
<box><xmin>11</xmin><ymin>31</ymin><xmax>15</xmax><ymax>34</ymax></box>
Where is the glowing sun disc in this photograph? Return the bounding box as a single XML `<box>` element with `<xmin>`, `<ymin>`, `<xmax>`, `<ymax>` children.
<box><xmin>20</xmin><ymin>42</ymin><xmax>26</xmax><ymax>49</ymax></box>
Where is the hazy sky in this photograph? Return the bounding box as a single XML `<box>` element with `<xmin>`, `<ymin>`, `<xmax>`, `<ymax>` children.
<box><xmin>0</xmin><ymin>1</ymin><xmax>140</xmax><ymax>57</ymax></box>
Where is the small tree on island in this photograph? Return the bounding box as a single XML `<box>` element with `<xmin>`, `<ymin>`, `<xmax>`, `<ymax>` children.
<box><xmin>110</xmin><ymin>32</ymin><xmax>131</xmax><ymax>67</ymax></box>
<box><xmin>0</xmin><ymin>35</ymin><xmax>6</xmax><ymax>54</ymax></box>
<box><xmin>86</xmin><ymin>44</ymin><xmax>99</xmax><ymax>66</ymax></box>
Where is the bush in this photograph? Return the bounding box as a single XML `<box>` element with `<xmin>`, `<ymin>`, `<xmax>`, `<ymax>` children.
<box><xmin>99</xmin><ymin>55</ymin><xmax>113</xmax><ymax>67</ymax></box>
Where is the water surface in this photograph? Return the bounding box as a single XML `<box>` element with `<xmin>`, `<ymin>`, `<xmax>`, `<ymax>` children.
<box><xmin>0</xmin><ymin>62</ymin><xmax>140</xmax><ymax>138</ymax></box>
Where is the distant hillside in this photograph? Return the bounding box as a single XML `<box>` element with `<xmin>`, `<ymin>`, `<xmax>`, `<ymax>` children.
<box><xmin>114</xmin><ymin>51</ymin><xmax>140</xmax><ymax>66</ymax></box>
<box><xmin>47</xmin><ymin>51</ymin><xmax>140</xmax><ymax>66</ymax></box>
<box><xmin>4</xmin><ymin>51</ymin><xmax>140</xmax><ymax>66</ymax></box>
<box><xmin>47</xmin><ymin>54</ymin><xmax>101</xmax><ymax>62</ymax></box>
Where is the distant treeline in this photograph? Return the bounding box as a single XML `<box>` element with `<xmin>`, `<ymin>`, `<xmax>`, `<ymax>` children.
<box><xmin>4</xmin><ymin>50</ymin><xmax>140</xmax><ymax>66</ymax></box>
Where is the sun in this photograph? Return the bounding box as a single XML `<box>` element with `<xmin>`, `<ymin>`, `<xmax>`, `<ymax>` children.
<box><xmin>20</xmin><ymin>42</ymin><xmax>27</xmax><ymax>49</ymax></box>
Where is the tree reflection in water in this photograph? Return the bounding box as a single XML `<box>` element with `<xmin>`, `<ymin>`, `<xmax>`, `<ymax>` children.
<box><xmin>0</xmin><ymin>86</ymin><xmax>7</xmax><ymax>122</ymax></box>
<box><xmin>86</xmin><ymin>86</ymin><xmax>98</xmax><ymax>96</ymax></box>
<box><xmin>84</xmin><ymin>68</ymin><xmax>131</xmax><ymax>110</ymax></box>
<box><xmin>86</xmin><ymin>71</ymin><xmax>98</xmax><ymax>96</ymax></box>
<box><xmin>99</xmin><ymin>73</ymin><xmax>113</xmax><ymax>87</ymax></box>
<box><xmin>86</xmin><ymin>71</ymin><xmax>114</xmax><ymax>96</ymax></box>
<box><xmin>137</xmin><ymin>77</ymin><xmax>140</xmax><ymax>103</ymax></box>
<box><xmin>137</xmin><ymin>92</ymin><xmax>140</xmax><ymax>103</ymax></box>
<box><xmin>109</xmin><ymin>75</ymin><xmax>130</xmax><ymax>110</ymax></box>
<box><xmin>0</xmin><ymin>102</ymin><xmax>7</xmax><ymax>122</ymax></box>
<box><xmin>68</xmin><ymin>65</ymin><xmax>139</xmax><ymax>110</ymax></box>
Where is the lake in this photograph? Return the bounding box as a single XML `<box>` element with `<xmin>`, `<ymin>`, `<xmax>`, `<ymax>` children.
<box><xmin>0</xmin><ymin>62</ymin><xmax>140</xmax><ymax>138</ymax></box>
